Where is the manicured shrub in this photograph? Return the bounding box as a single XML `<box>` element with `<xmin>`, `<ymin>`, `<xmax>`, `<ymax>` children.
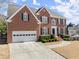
<box><xmin>41</xmin><ymin>39</ymin><xmax>48</xmax><ymax>43</ymax></box>
<box><xmin>64</xmin><ymin>35</ymin><xmax>70</xmax><ymax>38</ymax></box>
<box><xmin>50</xmin><ymin>35</ymin><xmax>55</xmax><ymax>39</ymax></box>
<box><xmin>63</xmin><ymin>35</ymin><xmax>70</xmax><ymax>41</ymax></box>
<box><xmin>40</xmin><ymin>35</ymin><xmax>51</xmax><ymax>40</ymax></box>
<box><xmin>63</xmin><ymin>38</ymin><xmax>70</xmax><ymax>41</ymax></box>
<box><xmin>39</xmin><ymin>35</ymin><xmax>51</xmax><ymax>43</ymax></box>
<box><xmin>40</xmin><ymin>35</ymin><xmax>59</xmax><ymax>43</ymax></box>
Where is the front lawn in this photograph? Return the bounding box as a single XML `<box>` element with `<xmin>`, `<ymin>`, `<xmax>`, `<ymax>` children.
<box><xmin>0</xmin><ymin>44</ymin><xmax>9</xmax><ymax>59</ymax></box>
<box><xmin>45</xmin><ymin>41</ymin><xmax>79</xmax><ymax>59</ymax></box>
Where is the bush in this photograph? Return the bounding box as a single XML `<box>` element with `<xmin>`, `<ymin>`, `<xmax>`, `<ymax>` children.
<box><xmin>40</xmin><ymin>35</ymin><xmax>51</xmax><ymax>40</ymax></box>
<box><xmin>41</xmin><ymin>39</ymin><xmax>48</xmax><ymax>43</ymax></box>
<box><xmin>64</xmin><ymin>35</ymin><xmax>70</xmax><ymax>38</ymax></box>
<box><xmin>50</xmin><ymin>35</ymin><xmax>55</xmax><ymax>39</ymax></box>
<box><xmin>63</xmin><ymin>35</ymin><xmax>70</xmax><ymax>41</ymax></box>
<box><xmin>40</xmin><ymin>35</ymin><xmax>51</xmax><ymax>43</ymax></box>
<box><xmin>40</xmin><ymin>35</ymin><xmax>58</xmax><ymax>43</ymax></box>
<box><xmin>63</xmin><ymin>38</ymin><xmax>70</xmax><ymax>41</ymax></box>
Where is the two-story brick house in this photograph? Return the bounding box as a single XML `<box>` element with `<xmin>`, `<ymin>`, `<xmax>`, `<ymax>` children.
<box><xmin>7</xmin><ymin>4</ymin><xmax>66</xmax><ymax>43</ymax></box>
<box><xmin>36</xmin><ymin>7</ymin><xmax>66</xmax><ymax>36</ymax></box>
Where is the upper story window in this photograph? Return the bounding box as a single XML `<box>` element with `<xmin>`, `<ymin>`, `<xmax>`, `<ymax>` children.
<box><xmin>60</xmin><ymin>19</ymin><xmax>63</xmax><ymax>25</ymax></box>
<box><xmin>21</xmin><ymin>12</ymin><xmax>29</xmax><ymax>21</ymax></box>
<box><xmin>41</xmin><ymin>16</ymin><xmax>48</xmax><ymax>24</ymax></box>
<box><xmin>51</xmin><ymin>18</ymin><xmax>56</xmax><ymax>25</ymax></box>
<box><xmin>63</xmin><ymin>19</ymin><xmax>66</xmax><ymax>25</ymax></box>
<box><xmin>60</xmin><ymin>19</ymin><xmax>66</xmax><ymax>25</ymax></box>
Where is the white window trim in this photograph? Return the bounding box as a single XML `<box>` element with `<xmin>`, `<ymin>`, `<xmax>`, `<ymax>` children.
<box><xmin>58</xmin><ymin>18</ymin><xmax>60</xmax><ymax>24</ymax></box>
<box><xmin>42</xmin><ymin>16</ymin><xmax>48</xmax><ymax>24</ymax></box>
<box><xmin>59</xmin><ymin>27</ymin><xmax>60</xmax><ymax>34</ymax></box>
<box><xmin>23</xmin><ymin>12</ymin><xmax>28</xmax><ymax>21</ymax></box>
<box><xmin>63</xmin><ymin>19</ymin><xmax>66</xmax><ymax>25</ymax></box>
<box><xmin>42</xmin><ymin>27</ymin><xmax>48</xmax><ymax>35</ymax></box>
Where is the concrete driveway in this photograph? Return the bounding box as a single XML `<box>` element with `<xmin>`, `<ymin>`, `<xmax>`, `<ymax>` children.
<box><xmin>9</xmin><ymin>42</ymin><xmax>65</xmax><ymax>59</ymax></box>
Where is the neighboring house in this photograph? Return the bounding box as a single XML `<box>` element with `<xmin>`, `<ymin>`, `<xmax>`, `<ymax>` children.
<box><xmin>67</xmin><ymin>24</ymin><xmax>79</xmax><ymax>36</ymax></box>
<box><xmin>68</xmin><ymin>26</ymin><xmax>77</xmax><ymax>36</ymax></box>
<box><xmin>0</xmin><ymin>14</ymin><xmax>6</xmax><ymax>21</ymax></box>
<box><xmin>7</xmin><ymin>4</ymin><xmax>66</xmax><ymax>43</ymax></box>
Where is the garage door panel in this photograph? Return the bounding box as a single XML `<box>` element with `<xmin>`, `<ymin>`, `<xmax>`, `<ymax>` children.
<box><xmin>12</xmin><ymin>31</ymin><xmax>37</xmax><ymax>42</ymax></box>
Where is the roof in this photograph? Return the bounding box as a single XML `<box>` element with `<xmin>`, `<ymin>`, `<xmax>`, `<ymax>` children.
<box><xmin>7</xmin><ymin>4</ymin><xmax>41</xmax><ymax>24</ymax></box>
<box><xmin>0</xmin><ymin>14</ymin><xmax>6</xmax><ymax>21</ymax></box>
<box><xmin>8</xmin><ymin>4</ymin><xmax>38</xmax><ymax>18</ymax></box>
<box><xmin>7</xmin><ymin>4</ymin><xmax>20</xmax><ymax>18</ymax></box>
<box><xmin>30</xmin><ymin>7</ymin><xmax>38</xmax><ymax>14</ymax></box>
<box><xmin>8</xmin><ymin>4</ymin><xmax>66</xmax><ymax>19</ymax></box>
<box><xmin>36</xmin><ymin>7</ymin><xmax>66</xmax><ymax>19</ymax></box>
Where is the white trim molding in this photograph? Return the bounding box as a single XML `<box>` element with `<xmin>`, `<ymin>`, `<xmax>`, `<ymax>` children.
<box><xmin>58</xmin><ymin>18</ymin><xmax>60</xmax><ymax>25</ymax></box>
<box><xmin>36</xmin><ymin>7</ymin><xmax>52</xmax><ymax>17</ymax></box>
<box><xmin>58</xmin><ymin>27</ymin><xmax>60</xmax><ymax>34</ymax></box>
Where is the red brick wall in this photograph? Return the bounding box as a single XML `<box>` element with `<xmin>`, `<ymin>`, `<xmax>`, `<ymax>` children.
<box><xmin>7</xmin><ymin>6</ymin><xmax>39</xmax><ymax>43</ymax></box>
<box><xmin>36</xmin><ymin>8</ymin><xmax>66</xmax><ymax>35</ymax></box>
<box><xmin>37</xmin><ymin>8</ymin><xmax>56</xmax><ymax>34</ymax></box>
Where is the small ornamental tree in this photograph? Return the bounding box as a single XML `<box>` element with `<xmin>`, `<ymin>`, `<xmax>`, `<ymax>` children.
<box><xmin>0</xmin><ymin>19</ymin><xmax>7</xmax><ymax>34</ymax></box>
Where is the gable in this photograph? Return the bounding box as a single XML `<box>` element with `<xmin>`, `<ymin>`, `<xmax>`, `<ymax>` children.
<box><xmin>7</xmin><ymin>4</ymin><xmax>41</xmax><ymax>24</ymax></box>
<box><xmin>36</xmin><ymin>7</ymin><xmax>52</xmax><ymax>16</ymax></box>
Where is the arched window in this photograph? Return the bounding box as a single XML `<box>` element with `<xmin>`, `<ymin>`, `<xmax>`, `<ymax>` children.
<box><xmin>51</xmin><ymin>18</ymin><xmax>56</xmax><ymax>25</ymax></box>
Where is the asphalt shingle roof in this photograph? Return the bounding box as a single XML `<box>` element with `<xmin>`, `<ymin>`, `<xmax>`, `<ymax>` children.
<box><xmin>8</xmin><ymin>4</ymin><xmax>66</xmax><ymax>19</ymax></box>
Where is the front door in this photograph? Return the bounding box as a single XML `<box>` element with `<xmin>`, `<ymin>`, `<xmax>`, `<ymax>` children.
<box><xmin>51</xmin><ymin>26</ymin><xmax>57</xmax><ymax>36</ymax></box>
<box><xmin>52</xmin><ymin>28</ymin><xmax>55</xmax><ymax>35</ymax></box>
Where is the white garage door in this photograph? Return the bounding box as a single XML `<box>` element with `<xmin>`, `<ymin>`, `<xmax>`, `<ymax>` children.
<box><xmin>12</xmin><ymin>31</ymin><xmax>37</xmax><ymax>42</ymax></box>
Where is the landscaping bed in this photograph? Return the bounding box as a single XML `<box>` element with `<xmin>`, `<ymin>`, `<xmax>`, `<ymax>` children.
<box><xmin>39</xmin><ymin>35</ymin><xmax>60</xmax><ymax>43</ymax></box>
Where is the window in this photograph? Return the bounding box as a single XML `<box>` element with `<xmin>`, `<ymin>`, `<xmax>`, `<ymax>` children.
<box><xmin>21</xmin><ymin>12</ymin><xmax>29</xmax><ymax>21</ymax></box>
<box><xmin>60</xmin><ymin>19</ymin><xmax>63</xmax><ymax>25</ymax></box>
<box><xmin>20</xmin><ymin>34</ymin><xmax>22</xmax><ymax>36</ymax></box>
<box><xmin>41</xmin><ymin>27</ymin><xmax>48</xmax><ymax>35</ymax></box>
<box><xmin>23</xmin><ymin>34</ymin><xmax>25</xmax><ymax>36</ymax></box>
<box><xmin>60</xmin><ymin>28</ymin><xmax>63</xmax><ymax>35</ymax></box>
<box><xmin>51</xmin><ymin>18</ymin><xmax>56</xmax><ymax>25</ymax></box>
<box><xmin>63</xmin><ymin>19</ymin><xmax>66</xmax><ymax>25</ymax></box>
<box><xmin>13</xmin><ymin>34</ymin><xmax>16</xmax><ymax>36</ymax></box>
<box><xmin>42</xmin><ymin>16</ymin><xmax>48</xmax><ymax>24</ymax></box>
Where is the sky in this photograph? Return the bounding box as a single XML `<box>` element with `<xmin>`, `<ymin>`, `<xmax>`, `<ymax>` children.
<box><xmin>0</xmin><ymin>0</ymin><xmax>79</xmax><ymax>24</ymax></box>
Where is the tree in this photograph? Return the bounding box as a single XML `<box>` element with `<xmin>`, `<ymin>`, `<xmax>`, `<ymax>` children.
<box><xmin>67</xmin><ymin>23</ymin><xmax>74</xmax><ymax>27</ymax></box>
<box><xmin>0</xmin><ymin>19</ymin><xmax>7</xmax><ymax>34</ymax></box>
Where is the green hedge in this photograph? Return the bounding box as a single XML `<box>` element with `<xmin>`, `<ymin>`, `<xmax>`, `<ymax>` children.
<box><xmin>41</xmin><ymin>39</ymin><xmax>48</xmax><ymax>43</ymax></box>
<box><xmin>63</xmin><ymin>38</ymin><xmax>70</xmax><ymax>41</ymax></box>
<box><xmin>64</xmin><ymin>35</ymin><xmax>70</xmax><ymax>38</ymax></box>
<box><xmin>40</xmin><ymin>35</ymin><xmax>51</xmax><ymax>40</ymax></box>
<box><xmin>63</xmin><ymin>35</ymin><xmax>70</xmax><ymax>41</ymax></box>
<box><xmin>50</xmin><ymin>35</ymin><xmax>55</xmax><ymax>39</ymax></box>
<box><xmin>40</xmin><ymin>35</ymin><xmax>57</xmax><ymax>43</ymax></box>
